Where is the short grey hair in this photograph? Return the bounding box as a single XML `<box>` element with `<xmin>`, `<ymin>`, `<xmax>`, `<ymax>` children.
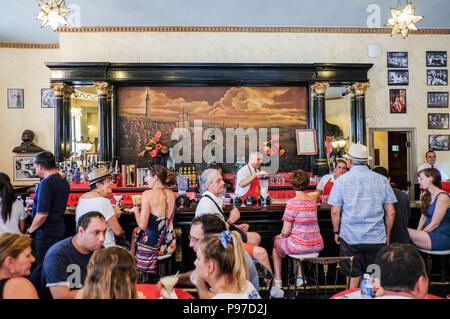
<box><xmin>200</xmin><ymin>168</ymin><xmax>219</xmax><ymax>194</ymax></box>
<box><xmin>350</xmin><ymin>159</ymin><xmax>367</xmax><ymax>166</ymax></box>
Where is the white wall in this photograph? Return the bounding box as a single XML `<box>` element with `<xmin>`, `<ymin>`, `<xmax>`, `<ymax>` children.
<box><xmin>1</xmin><ymin>30</ymin><xmax>449</xmax><ymax>184</ymax></box>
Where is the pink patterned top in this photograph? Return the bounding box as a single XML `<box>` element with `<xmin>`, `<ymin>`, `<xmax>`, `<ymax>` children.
<box><xmin>277</xmin><ymin>198</ymin><xmax>324</xmax><ymax>255</ymax></box>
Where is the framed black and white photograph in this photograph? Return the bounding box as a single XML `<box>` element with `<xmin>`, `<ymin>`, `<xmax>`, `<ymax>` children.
<box><xmin>387</xmin><ymin>52</ymin><xmax>408</xmax><ymax>68</ymax></box>
<box><xmin>428</xmin><ymin>113</ymin><xmax>449</xmax><ymax>129</ymax></box>
<box><xmin>426</xmin><ymin>51</ymin><xmax>447</xmax><ymax>67</ymax></box>
<box><xmin>428</xmin><ymin>92</ymin><xmax>449</xmax><ymax>108</ymax></box>
<box><xmin>13</xmin><ymin>156</ymin><xmax>39</xmax><ymax>181</ymax></box>
<box><xmin>388</xmin><ymin>70</ymin><xmax>409</xmax><ymax>86</ymax></box>
<box><xmin>429</xmin><ymin>135</ymin><xmax>450</xmax><ymax>151</ymax></box>
<box><xmin>427</xmin><ymin>69</ymin><xmax>448</xmax><ymax>86</ymax></box>
<box><xmin>41</xmin><ymin>88</ymin><xmax>55</xmax><ymax>108</ymax></box>
<box><xmin>389</xmin><ymin>89</ymin><xmax>406</xmax><ymax>113</ymax></box>
<box><xmin>7</xmin><ymin>89</ymin><xmax>24</xmax><ymax>108</ymax></box>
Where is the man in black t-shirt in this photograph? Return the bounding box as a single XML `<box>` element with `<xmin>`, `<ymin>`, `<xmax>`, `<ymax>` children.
<box><xmin>27</xmin><ymin>151</ymin><xmax>70</xmax><ymax>268</ymax></box>
<box><xmin>39</xmin><ymin>212</ymin><xmax>106</xmax><ymax>299</ymax></box>
<box><xmin>372</xmin><ymin>166</ymin><xmax>411</xmax><ymax>244</ymax></box>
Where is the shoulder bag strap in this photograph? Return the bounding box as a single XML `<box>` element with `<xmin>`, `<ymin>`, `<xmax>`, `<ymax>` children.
<box><xmin>203</xmin><ymin>194</ymin><xmax>236</xmax><ymax>227</ymax></box>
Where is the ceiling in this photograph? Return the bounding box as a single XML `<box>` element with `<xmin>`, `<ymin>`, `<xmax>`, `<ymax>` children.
<box><xmin>1</xmin><ymin>0</ymin><xmax>449</xmax><ymax>44</ymax></box>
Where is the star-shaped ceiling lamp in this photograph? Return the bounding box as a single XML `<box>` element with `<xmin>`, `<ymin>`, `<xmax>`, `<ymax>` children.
<box><xmin>385</xmin><ymin>2</ymin><xmax>423</xmax><ymax>39</ymax></box>
<box><xmin>36</xmin><ymin>0</ymin><xmax>71</xmax><ymax>31</ymax></box>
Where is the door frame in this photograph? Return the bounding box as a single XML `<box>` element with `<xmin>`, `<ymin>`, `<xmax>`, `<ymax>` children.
<box><xmin>369</xmin><ymin>127</ymin><xmax>417</xmax><ymax>200</ymax></box>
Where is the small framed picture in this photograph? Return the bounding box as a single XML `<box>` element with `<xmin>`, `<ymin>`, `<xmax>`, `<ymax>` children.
<box><xmin>428</xmin><ymin>92</ymin><xmax>449</xmax><ymax>108</ymax></box>
<box><xmin>426</xmin><ymin>51</ymin><xmax>447</xmax><ymax>67</ymax></box>
<box><xmin>7</xmin><ymin>89</ymin><xmax>24</xmax><ymax>108</ymax></box>
<box><xmin>428</xmin><ymin>113</ymin><xmax>449</xmax><ymax>129</ymax></box>
<box><xmin>429</xmin><ymin>134</ymin><xmax>450</xmax><ymax>151</ymax></box>
<box><xmin>13</xmin><ymin>156</ymin><xmax>39</xmax><ymax>181</ymax></box>
<box><xmin>388</xmin><ymin>70</ymin><xmax>409</xmax><ymax>86</ymax></box>
<box><xmin>41</xmin><ymin>88</ymin><xmax>55</xmax><ymax>108</ymax></box>
<box><xmin>389</xmin><ymin>89</ymin><xmax>406</xmax><ymax>113</ymax></box>
<box><xmin>427</xmin><ymin>69</ymin><xmax>448</xmax><ymax>86</ymax></box>
<box><xmin>296</xmin><ymin>129</ymin><xmax>317</xmax><ymax>155</ymax></box>
<box><xmin>387</xmin><ymin>52</ymin><xmax>408</xmax><ymax>68</ymax></box>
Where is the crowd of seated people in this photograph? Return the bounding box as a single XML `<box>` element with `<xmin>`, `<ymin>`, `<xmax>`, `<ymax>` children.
<box><xmin>0</xmin><ymin>148</ymin><xmax>448</xmax><ymax>299</ymax></box>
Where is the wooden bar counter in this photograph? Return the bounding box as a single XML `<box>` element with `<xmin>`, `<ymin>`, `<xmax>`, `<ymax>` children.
<box><xmin>61</xmin><ymin>200</ymin><xmax>423</xmax><ymax>274</ymax></box>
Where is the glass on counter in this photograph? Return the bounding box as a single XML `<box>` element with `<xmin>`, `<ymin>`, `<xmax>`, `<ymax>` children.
<box><xmin>131</xmin><ymin>195</ymin><xmax>143</xmax><ymax>207</ymax></box>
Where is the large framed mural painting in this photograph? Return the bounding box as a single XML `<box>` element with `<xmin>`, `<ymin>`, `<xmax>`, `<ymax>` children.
<box><xmin>118</xmin><ymin>86</ymin><xmax>307</xmax><ymax>173</ymax></box>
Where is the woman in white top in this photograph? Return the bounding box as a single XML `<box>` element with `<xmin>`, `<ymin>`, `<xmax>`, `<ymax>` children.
<box><xmin>191</xmin><ymin>230</ymin><xmax>260</xmax><ymax>299</ymax></box>
<box><xmin>75</xmin><ymin>168</ymin><xmax>125</xmax><ymax>248</ymax></box>
<box><xmin>0</xmin><ymin>173</ymin><xmax>26</xmax><ymax>234</ymax></box>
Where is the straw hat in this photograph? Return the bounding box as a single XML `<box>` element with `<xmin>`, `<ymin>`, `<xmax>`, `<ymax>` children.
<box><xmin>88</xmin><ymin>167</ymin><xmax>112</xmax><ymax>186</ymax></box>
<box><xmin>343</xmin><ymin>143</ymin><xmax>372</xmax><ymax>161</ymax></box>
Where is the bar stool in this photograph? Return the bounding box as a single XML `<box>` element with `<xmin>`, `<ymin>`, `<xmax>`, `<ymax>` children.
<box><xmin>288</xmin><ymin>254</ymin><xmax>354</xmax><ymax>298</ymax></box>
<box><xmin>287</xmin><ymin>252</ymin><xmax>319</xmax><ymax>297</ymax></box>
<box><xmin>138</xmin><ymin>254</ymin><xmax>173</xmax><ymax>284</ymax></box>
<box><xmin>157</xmin><ymin>253</ymin><xmax>173</xmax><ymax>278</ymax></box>
<box><xmin>418</xmin><ymin>248</ymin><xmax>450</xmax><ymax>282</ymax></box>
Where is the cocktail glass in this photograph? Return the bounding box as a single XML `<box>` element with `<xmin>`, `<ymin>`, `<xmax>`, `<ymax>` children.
<box><xmin>230</xmin><ymin>193</ymin><xmax>237</xmax><ymax>207</ymax></box>
<box><xmin>113</xmin><ymin>194</ymin><xmax>123</xmax><ymax>207</ymax></box>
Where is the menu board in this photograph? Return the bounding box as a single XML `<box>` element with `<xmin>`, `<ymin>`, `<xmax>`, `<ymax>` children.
<box><xmin>296</xmin><ymin>129</ymin><xmax>317</xmax><ymax>155</ymax></box>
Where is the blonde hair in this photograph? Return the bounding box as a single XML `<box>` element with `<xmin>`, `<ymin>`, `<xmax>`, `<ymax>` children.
<box><xmin>82</xmin><ymin>247</ymin><xmax>138</xmax><ymax>299</ymax></box>
<box><xmin>200</xmin><ymin>231</ymin><xmax>248</xmax><ymax>292</ymax></box>
<box><xmin>0</xmin><ymin>233</ymin><xmax>32</xmax><ymax>267</ymax></box>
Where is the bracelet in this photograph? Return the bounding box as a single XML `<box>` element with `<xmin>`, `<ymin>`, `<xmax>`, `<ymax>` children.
<box><xmin>334</xmin><ymin>230</ymin><xmax>339</xmax><ymax>234</ymax></box>
<box><xmin>26</xmin><ymin>230</ymin><xmax>33</xmax><ymax>235</ymax></box>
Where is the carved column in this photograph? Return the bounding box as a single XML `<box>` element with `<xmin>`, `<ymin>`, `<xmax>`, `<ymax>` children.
<box><xmin>106</xmin><ymin>86</ymin><xmax>113</xmax><ymax>162</ymax></box>
<box><xmin>347</xmin><ymin>86</ymin><xmax>357</xmax><ymax>144</ymax></box>
<box><xmin>313</xmin><ymin>82</ymin><xmax>329</xmax><ymax>176</ymax></box>
<box><xmin>50</xmin><ymin>82</ymin><xmax>69</xmax><ymax>163</ymax></box>
<box><xmin>63</xmin><ymin>87</ymin><xmax>74</xmax><ymax>159</ymax></box>
<box><xmin>353</xmin><ymin>82</ymin><xmax>370</xmax><ymax>145</ymax></box>
<box><xmin>94</xmin><ymin>82</ymin><xmax>111</xmax><ymax>163</ymax></box>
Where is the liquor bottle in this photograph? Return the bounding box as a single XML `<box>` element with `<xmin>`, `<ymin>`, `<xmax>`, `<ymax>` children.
<box><xmin>166</xmin><ymin>148</ymin><xmax>175</xmax><ymax>171</ymax></box>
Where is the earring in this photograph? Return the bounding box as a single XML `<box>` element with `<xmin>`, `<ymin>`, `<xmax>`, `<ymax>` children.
<box><xmin>9</xmin><ymin>268</ymin><xmax>15</xmax><ymax>274</ymax></box>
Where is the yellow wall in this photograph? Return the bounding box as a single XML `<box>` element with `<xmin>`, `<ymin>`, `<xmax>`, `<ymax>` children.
<box><xmin>1</xmin><ymin>31</ymin><xmax>450</xmax><ymax>184</ymax></box>
<box><xmin>373</xmin><ymin>131</ymin><xmax>389</xmax><ymax>169</ymax></box>
<box><xmin>0</xmin><ymin>48</ymin><xmax>59</xmax><ymax>185</ymax></box>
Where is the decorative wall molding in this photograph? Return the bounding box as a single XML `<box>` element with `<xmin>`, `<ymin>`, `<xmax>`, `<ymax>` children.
<box><xmin>56</xmin><ymin>26</ymin><xmax>450</xmax><ymax>35</ymax></box>
<box><xmin>0</xmin><ymin>42</ymin><xmax>59</xmax><ymax>49</ymax></box>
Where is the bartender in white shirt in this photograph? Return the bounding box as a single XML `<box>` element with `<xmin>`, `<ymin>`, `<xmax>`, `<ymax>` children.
<box><xmin>417</xmin><ymin>150</ymin><xmax>449</xmax><ymax>181</ymax></box>
<box><xmin>235</xmin><ymin>152</ymin><xmax>268</xmax><ymax>201</ymax></box>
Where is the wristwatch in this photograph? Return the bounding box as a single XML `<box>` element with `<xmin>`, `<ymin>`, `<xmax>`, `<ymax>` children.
<box><xmin>333</xmin><ymin>230</ymin><xmax>339</xmax><ymax>234</ymax></box>
<box><xmin>26</xmin><ymin>229</ymin><xmax>33</xmax><ymax>235</ymax></box>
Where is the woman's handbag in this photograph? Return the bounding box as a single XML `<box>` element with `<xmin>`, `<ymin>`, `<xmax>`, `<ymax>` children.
<box><xmin>135</xmin><ymin>191</ymin><xmax>176</xmax><ymax>273</ymax></box>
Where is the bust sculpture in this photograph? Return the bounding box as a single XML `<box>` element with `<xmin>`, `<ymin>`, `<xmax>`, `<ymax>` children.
<box><xmin>12</xmin><ymin>129</ymin><xmax>45</xmax><ymax>153</ymax></box>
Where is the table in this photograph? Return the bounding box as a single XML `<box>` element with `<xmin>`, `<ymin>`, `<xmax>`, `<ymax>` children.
<box><xmin>330</xmin><ymin>288</ymin><xmax>443</xmax><ymax>299</ymax></box>
<box><xmin>136</xmin><ymin>284</ymin><xmax>195</xmax><ymax>299</ymax></box>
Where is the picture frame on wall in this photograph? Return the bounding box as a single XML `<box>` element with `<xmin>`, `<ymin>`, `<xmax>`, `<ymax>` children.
<box><xmin>13</xmin><ymin>155</ymin><xmax>39</xmax><ymax>181</ymax></box>
<box><xmin>427</xmin><ymin>69</ymin><xmax>448</xmax><ymax>86</ymax></box>
<box><xmin>296</xmin><ymin>129</ymin><xmax>317</xmax><ymax>155</ymax></box>
<box><xmin>427</xmin><ymin>92</ymin><xmax>449</xmax><ymax>108</ymax></box>
<box><xmin>429</xmin><ymin>134</ymin><xmax>450</xmax><ymax>151</ymax></box>
<box><xmin>7</xmin><ymin>88</ymin><xmax>24</xmax><ymax>108</ymax></box>
<box><xmin>389</xmin><ymin>89</ymin><xmax>406</xmax><ymax>113</ymax></box>
<box><xmin>426</xmin><ymin>51</ymin><xmax>447</xmax><ymax>67</ymax></box>
<box><xmin>428</xmin><ymin>113</ymin><xmax>449</xmax><ymax>130</ymax></box>
<box><xmin>387</xmin><ymin>52</ymin><xmax>408</xmax><ymax>68</ymax></box>
<box><xmin>388</xmin><ymin>70</ymin><xmax>409</xmax><ymax>86</ymax></box>
<box><xmin>41</xmin><ymin>88</ymin><xmax>55</xmax><ymax>108</ymax></box>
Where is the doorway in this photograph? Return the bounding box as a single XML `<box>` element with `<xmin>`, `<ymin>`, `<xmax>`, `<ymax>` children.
<box><xmin>370</xmin><ymin>128</ymin><xmax>417</xmax><ymax>200</ymax></box>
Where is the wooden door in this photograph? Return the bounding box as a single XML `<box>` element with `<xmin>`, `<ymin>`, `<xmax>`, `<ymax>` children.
<box><xmin>388</xmin><ymin>132</ymin><xmax>408</xmax><ymax>190</ymax></box>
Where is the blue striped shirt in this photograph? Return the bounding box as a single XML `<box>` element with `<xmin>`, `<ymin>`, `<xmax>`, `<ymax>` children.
<box><xmin>328</xmin><ymin>165</ymin><xmax>397</xmax><ymax>245</ymax></box>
